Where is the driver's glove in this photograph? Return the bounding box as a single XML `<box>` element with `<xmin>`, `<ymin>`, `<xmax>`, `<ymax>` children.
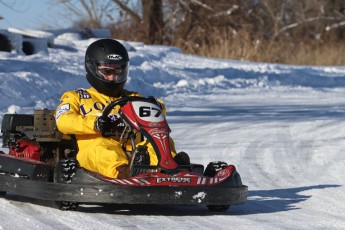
<box><xmin>94</xmin><ymin>116</ymin><xmax>113</xmax><ymax>132</ymax></box>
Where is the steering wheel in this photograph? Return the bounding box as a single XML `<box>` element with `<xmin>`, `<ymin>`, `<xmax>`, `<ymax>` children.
<box><xmin>101</xmin><ymin>96</ymin><xmax>160</xmax><ymax>120</ymax></box>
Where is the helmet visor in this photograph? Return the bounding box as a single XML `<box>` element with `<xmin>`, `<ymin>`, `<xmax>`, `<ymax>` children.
<box><xmin>96</xmin><ymin>63</ymin><xmax>128</xmax><ymax>83</ymax></box>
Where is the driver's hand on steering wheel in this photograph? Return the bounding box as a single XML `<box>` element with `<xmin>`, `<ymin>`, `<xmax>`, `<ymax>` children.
<box><xmin>94</xmin><ymin>116</ymin><xmax>114</xmax><ymax>132</ymax></box>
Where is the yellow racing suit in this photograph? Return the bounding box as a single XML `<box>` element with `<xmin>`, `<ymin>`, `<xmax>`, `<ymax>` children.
<box><xmin>55</xmin><ymin>87</ymin><xmax>176</xmax><ymax>178</ymax></box>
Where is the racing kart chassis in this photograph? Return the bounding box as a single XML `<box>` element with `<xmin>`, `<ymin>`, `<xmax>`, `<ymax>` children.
<box><xmin>0</xmin><ymin>97</ymin><xmax>248</xmax><ymax>211</ymax></box>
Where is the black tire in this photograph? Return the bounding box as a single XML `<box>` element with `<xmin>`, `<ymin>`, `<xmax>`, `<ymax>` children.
<box><xmin>0</xmin><ymin>191</ymin><xmax>6</xmax><ymax>198</ymax></box>
<box><xmin>55</xmin><ymin>201</ymin><xmax>79</xmax><ymax>211</ymax></box>
<box><xmin>54</xmin><ymin>159</ymin><xmax>79</xmax><ymax>211</ymax></box>
<box><xmin>204</xmin><ymin>161</ymin><xmax>230</xmax><ymax>212</ymax></box>
<box><xmin>0</xmin><ymin>34</ymin><xmax>11</xmax><ymax>52</ymax></box>
<box><xmin>207</xmin><ymin>205</ymin><xmax>230</xmax><ymax>212</ymax></box>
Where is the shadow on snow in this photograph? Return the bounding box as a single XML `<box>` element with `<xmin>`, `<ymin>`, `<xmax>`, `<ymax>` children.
<box><xmin>230</xmin><ymin>184</ymin><xmax>341</xmax><ymax>215</ymax></box>
<box><xmin>75</xmin><ymin>184</ymin><xmax>341</xmax><ymax>216</ymax></box>
<box><xmin>76</xmin><ymin>184</ymin><xmax>340</xmax><ymax>216</ymax></box>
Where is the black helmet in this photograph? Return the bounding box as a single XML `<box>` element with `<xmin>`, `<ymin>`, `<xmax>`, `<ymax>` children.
<box><xmin>85</xmin><ymin>39</ymin><xmax>129</xmax><ymax>97</ymax></box>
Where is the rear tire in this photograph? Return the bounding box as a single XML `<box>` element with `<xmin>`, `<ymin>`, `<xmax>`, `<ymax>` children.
<box><xmin>55</xmin><ymin>201</ymin><xmax>79</xmax><ymax>211</ymax></box>
<box><xmin>204</xmin><ymin>161</ymin><xmax>230</xmax><ymax>212</ymax></box>
<box><xmin>54</xmin><ymin>159</ymin><xmax>79</xmax><ymax>211</ymax></box>
<box><xmin>0</xmin><ymin>191</ymin><xmax>6</xmax><ymax>198</ymax></box>
<box><xmin>207</xmin><ymin>205</ymin><xmax>230</xmax><ymax>212</ymax></box>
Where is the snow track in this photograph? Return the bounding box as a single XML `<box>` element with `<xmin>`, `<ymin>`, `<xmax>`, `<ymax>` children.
<box><xmin>1</xmin><ymin>89</ymin><xmax>345</xmax><ymax>230</ymax></box>
<box><xmin>1</xmin><ymin>33</ymin><xmax>345</xmax><ymax>229</ymax></box>
<box><xmin>167</xmin><ymin>91</ymin><xmax>345</xmax><ymax>229</ymax></box>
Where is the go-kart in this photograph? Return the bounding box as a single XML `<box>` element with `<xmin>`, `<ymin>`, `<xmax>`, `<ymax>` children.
<box><xmin>0</xmin><ymin>96</ymin><xmax>247</xmax><ymax>211</ymax></box>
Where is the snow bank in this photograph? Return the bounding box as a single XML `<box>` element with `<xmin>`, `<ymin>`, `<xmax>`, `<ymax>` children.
<box><xmin>1</xmin><ymin>27</ymin><xmax>345</xmax><ymax>116</ymax></box>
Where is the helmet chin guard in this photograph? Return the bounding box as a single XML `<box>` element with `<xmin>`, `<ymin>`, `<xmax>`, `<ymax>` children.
<box><xmin>86</xmin><ymin>73</ymin><xmax>125</xmax><ymax>97</ymax></box>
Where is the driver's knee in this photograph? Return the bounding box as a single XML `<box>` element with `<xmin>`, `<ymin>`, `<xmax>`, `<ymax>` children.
<box><xmin>116</xmin><ymin>164</ymin><xmax>130</xmax><ymax>178</ymax></box>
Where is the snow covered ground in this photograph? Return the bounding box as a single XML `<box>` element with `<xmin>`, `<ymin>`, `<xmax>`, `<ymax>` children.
<box><xmin>0</xmin><ymin>29</ymin><xmax>345</xmax><ymax>229</ymax></box>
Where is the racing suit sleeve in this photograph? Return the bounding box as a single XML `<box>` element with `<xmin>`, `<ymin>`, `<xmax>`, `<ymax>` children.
<box><xmin>55</xmin><ymin>91</ymin><xmax>98</xmax><ymax>135</ymax></box>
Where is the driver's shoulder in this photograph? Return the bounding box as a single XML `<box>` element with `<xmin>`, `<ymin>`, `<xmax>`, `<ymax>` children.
<box><xmin>122</xmin><ymin>89</ymin><xmax>140</xmax><ymax>97</ymax></box>
<box><xmin>60</xmin><ymin>88</ymin><xmax>92</xmax><ymax>102</ymax></box>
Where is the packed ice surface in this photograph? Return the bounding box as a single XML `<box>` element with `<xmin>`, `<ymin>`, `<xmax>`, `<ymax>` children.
<box><xmin>0</xmin><ymin>28</ymin><xmax>344</xmax><ymax>229</ymax></box>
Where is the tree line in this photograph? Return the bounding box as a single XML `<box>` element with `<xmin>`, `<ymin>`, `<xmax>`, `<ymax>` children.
<box><xmin>2</xmin><ymin>0</ymin><xmax>345</xmax><ymax>65</ymax></box>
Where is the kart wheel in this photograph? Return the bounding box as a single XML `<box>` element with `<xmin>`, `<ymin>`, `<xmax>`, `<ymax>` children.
<box><xmin>204</xmin><ymin>161</ymin><xmax>230</xmax><ymax>212</ymax></box>
<box><xmin>55</xmin><ymin>201</ymin><xmax>78</xmax><ymax>211</ymax></box>
<box><xmin>54</xmin><ymin>159</ymin><xmax>77</xmax><ymax>183</ymax></box>
<box><xmin>54</xmin><ymin>159</ymin><xmax>79</xmax><ymax>211</ymax></box>
<box><xmin>0</xmin><ymin>191</ymin><xmax>6</xmax><ymax>198</ymax></box>
<box><xmin>207</xmin><ymin>205</ymin><xmax>230</xmax><ymax>212</ymax></box>
<box><xmin>204</xmin><ymin>161</ymin><xmax>229</xmax><ymax>177</ymax></box>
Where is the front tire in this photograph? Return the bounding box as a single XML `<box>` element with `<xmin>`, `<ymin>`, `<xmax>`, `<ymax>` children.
<box><xmin>54</xmin><ymin>159</ymin><xmax>79</xmax><ymax>211</ymax></box>
<box><xmin>204</xmin><ymin>161</ymin><xmax>230</xmax><ymax>212</ymax></box>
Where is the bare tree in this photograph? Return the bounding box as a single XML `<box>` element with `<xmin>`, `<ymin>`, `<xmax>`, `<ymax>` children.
<box><xmin>49</xmin><ymin>0</ymin><xmax>345</xmax><ymax>65</ymax></box>
<box><xmin>53</xmin><ymin>0</ymin><xmax>118</xmax><ymax>28</ymax></box>
<box><xmin>111</xmin><ymin>0</ymin><xmax>163</xmax><ymax>44</ymax></box>
<box><xmin>142</xmin><ymin>0</ymin><xmax>163</xmax><ymax>43</ymax></box>
<box><xmin>0</xmin><ymin>0</ymin><xmax>19</xmax><ymax>20</ymax></box>
<box><xmin>53</xmin><ymin>0</ymin><xmax>164</xmax><ymax>43</ymax></box>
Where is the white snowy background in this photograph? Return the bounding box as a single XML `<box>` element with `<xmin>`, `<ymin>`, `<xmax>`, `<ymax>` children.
<box><xmin>0</xmin><ymin>28</ymin><xmax>344</xmax><ymax>229</ymax></box>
